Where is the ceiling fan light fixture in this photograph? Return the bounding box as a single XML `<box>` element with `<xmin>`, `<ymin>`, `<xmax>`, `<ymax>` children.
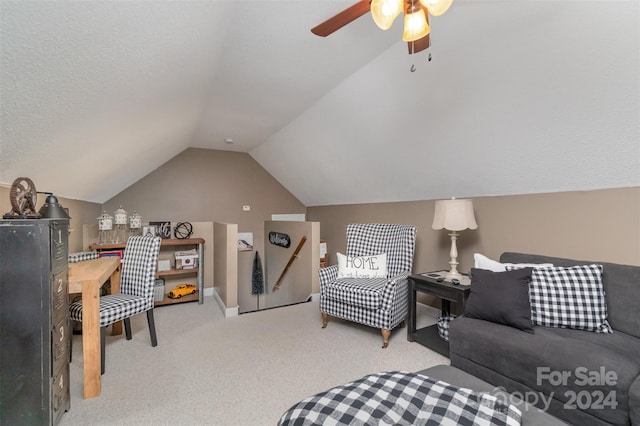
<box><xmin>420</xmin><ymin>0</ymin><xmax>454</xmax><ymax>17</ymax></box>
<box><xmin>371</xmin><ymin>0</ymin><xmax>403</xmax><ymax>30</ymax></box>
<box><xmin>402</xmin><ymin>6</ymin><xmax>430</xmax><ymax>42</ymax></box>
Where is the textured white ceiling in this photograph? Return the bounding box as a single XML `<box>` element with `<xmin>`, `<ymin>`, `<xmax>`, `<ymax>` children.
<box><xmin>1</xmin><ymin>0</ymin><xmax>639</xmax><ymax>205</ymax></box>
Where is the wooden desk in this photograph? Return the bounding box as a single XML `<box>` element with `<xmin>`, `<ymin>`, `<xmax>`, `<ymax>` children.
<box><xmin>68</xmin><ymin>257</ymin><xmax>121</xmax><ymax>399</ymax></box>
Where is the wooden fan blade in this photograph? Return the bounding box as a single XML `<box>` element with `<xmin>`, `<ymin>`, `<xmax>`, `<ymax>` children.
<box><xmin>407</xmin><ymin>33</ymin><xmax>431</xmax><ymax>54</ymax></box>
<box><xmin>311</xmin><ymin>0</ymin><xmax>372</xmax><ymax>37</ymax></box>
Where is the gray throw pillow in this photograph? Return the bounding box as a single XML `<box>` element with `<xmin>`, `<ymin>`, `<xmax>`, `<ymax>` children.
<box><xmin>464</xmin><ymin>267</ymin><xmax>534</xmax><ymax>333</ymax></box>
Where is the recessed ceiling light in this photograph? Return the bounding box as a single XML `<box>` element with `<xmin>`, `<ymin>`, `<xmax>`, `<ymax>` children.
<box><xmin>224</xmin><ymin>138</ymin><xmax>234</xmax><ymax>144</ymax></box>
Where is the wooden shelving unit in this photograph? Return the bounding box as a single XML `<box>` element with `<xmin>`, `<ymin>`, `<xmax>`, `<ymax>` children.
<box><xmin>89</xmin><ymin>238</ymin><xmax>205</xmax><ymax>305</ymax></box>
<box><xmin>156</xmin><ymin>267</ymin><xmax>199</xmax><ymax>278</ymax></box>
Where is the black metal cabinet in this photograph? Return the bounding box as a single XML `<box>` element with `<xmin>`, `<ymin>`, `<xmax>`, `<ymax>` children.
<box><xmin>0</xmin><ymin>219</ymin><xmax>70</xmax><ymax>425</ymax></box>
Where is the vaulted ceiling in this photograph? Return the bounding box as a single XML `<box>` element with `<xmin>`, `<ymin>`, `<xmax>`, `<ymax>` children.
<box><xmin>1</xmin><ymin>1</ymin><xmax>638</xmax><ymax>206</ymax></box>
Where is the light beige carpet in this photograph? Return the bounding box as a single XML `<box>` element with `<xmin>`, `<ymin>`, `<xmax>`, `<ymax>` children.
<box><xmin>61</xmin><ymin>298</ymin><xmax>448</xmax><ymax>425</ymax></box>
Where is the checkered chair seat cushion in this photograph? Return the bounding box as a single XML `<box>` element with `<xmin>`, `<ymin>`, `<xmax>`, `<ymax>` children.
<box><xmin>320</xmin><ymin>276</ymin><xmax>409</xmax><ymax>330</ymax></box>
<box><xmin>322</xmin><ymin>277</ymin><xmax>388</xmax><ymax>310</ymax></box>
<box><xmin>69</xmin><ymin>294</ymin><xmax>151</xmax><ymax>328</ymax></box>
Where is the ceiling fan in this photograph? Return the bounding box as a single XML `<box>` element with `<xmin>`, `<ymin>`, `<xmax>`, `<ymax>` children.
<box><xmin>311</xmin><ymin>0</ymin><xmax>454</xmax><ymax>55</ymax></box>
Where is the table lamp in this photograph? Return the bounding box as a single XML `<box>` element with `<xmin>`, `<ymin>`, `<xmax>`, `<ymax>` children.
<box><xmin>432</xmin><ymin>198</ymin><xmax>477</xmax><ymax>280</ymax></box>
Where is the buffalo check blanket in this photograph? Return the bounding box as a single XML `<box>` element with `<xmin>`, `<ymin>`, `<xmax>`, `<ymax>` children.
<box><xmin>278</xmin><ymin>371</ymin><xmax>521</xmax><ymax>426</ymax></box>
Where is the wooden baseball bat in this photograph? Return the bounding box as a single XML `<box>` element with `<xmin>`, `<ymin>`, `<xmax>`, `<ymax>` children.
<box><xmin>272</xmin><ymin>235</ymin><xmax>307</xmax><ymax>292</ymax></box>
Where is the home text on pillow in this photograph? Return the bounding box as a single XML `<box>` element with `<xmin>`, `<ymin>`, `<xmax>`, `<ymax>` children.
<box><xmin>337</xmin><ymin>252</ymin><xmax>387</xmax><ymax>279</ymax></box>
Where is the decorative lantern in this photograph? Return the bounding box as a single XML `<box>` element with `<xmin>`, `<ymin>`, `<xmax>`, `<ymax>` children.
<box><xmin>129</xmin><ymin>211</ymin><xmax>142</xmax><ymax>237</ymax></box>
<box><xmin>97</xmin><ymin>211</ymin><xmax>113</xmax><ymax>245</ymax></box>
<box><xmin>113</xmin><ymin>206</ymin><xmax>128</xmax><ymax>244</ymax></box>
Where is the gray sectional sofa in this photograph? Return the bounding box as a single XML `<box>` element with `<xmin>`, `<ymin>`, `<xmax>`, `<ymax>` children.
<box><xmin>449</xmin><ymin>252</ymin><xmax>640</xmax><ymax>426</ymax></box>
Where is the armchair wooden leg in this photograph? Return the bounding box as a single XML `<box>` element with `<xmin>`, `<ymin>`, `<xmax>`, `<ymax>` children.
<box><xmin>381</xmin><ymin>329</ymin><xmax>391</xmax><ymax>349</ymax></box>
<box><xmin>147</xmin><ymin>309</ymin><xmax>158</xmax><ymax>347</ymax></box>
<box><xmin>124</xmin><ymin>318</ymin><xmax>132</xmax><ymax>340</ymax></box>
<box><xmin>321</xmin><ymin>312</ymin><xmax>328</xmax><ymax>329</ymax></box>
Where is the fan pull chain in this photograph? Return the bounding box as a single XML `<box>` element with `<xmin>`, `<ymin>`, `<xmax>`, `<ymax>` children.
<box><xmin>410</xmin><ymin>52</ymin><xmax>432</xmax><ymax>72</ymax></box>
<box><xmin>409</xmin><ymin>41</ymin><xmax>433</xmax><ymax>72</ymax></box>
<box><xmin>411</xmin><ymin>39</ymin><xmax>416</xmax><ymax>72</ymax></box>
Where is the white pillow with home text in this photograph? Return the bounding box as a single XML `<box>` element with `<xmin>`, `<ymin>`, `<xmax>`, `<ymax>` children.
<box><xmin>337</xmin><ymin>252</ymin><xmax>387</xmax><ymax>279</ymax></box>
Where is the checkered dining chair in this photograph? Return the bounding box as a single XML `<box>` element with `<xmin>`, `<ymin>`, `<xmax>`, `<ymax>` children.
<box><xmin>319</xmin><ymin>224</ymin><xmax>417</xmax><ymax>348</ymax></box>
<box><xmin>69</xmin><ymin>234</ymin><xmax>161</xmax><ymax>374</ymax></box>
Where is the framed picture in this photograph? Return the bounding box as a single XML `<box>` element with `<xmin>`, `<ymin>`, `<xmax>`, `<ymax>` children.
<box><xmin>150</xmin><ymin>222</ymin><xmax>171</xmax><ymax>239</ymax></box>
<box><xmin>237</xmin><ymin>232</ymin><xmax>254</xmax><ymax>251</ymax></box>
<box><xmin>142</xmin><ymin>225</ymin><xmax>156</xmax><ymax>237</ymax></box>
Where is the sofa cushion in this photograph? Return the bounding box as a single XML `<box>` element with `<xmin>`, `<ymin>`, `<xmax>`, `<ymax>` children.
<box><xmin>450</xmin><ymin>317</ymin><xmax>640</xmax><ymax>425</ymax></box>
<box><xmin>322</xmin><ymin>277</ymin><xmax>388</xmax><ymax>310</ymax></box>
<box><xmin>501</xmin><ymin>253</ymin><xmax>640</xmax><ymax>339</ymax></box>
<box><xmin>464</xmin><ymin>267</ymin><xmax>534</xmax><ymax>333</ymax></box>
<box><xmin>336</xmin><ymin>252</ymin><xmax>387</xmax><ymax>279</ymax></box>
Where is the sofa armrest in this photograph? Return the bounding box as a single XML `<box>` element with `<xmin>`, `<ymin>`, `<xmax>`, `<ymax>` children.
<box><xmin>319</xmin><ymin>265</ymin><xmax>338</xmax><ymax>288</ymax></box>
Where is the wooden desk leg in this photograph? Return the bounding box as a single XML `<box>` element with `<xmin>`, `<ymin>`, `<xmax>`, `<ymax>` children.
<box><xmin>82</xmin><ymin>280</ymin><xmax>101</xmax><ymax>399</ymax></box>
<box><xmin>110</xmin><ymin>267</ymin><xmax>122</xmax><ymax>336</ymax></box>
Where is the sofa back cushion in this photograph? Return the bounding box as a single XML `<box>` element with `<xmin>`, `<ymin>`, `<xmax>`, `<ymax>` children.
<box><xmin>501</xmin><ymin>252</ymin><xmax>640</xmax><ymax>338</ymax></box>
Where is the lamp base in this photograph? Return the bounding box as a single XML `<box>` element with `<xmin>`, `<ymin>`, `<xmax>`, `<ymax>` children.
<box><xmin>445</xmin><ymin>231</ymin><xmax>462</xmax><ymax>281</ymax></box>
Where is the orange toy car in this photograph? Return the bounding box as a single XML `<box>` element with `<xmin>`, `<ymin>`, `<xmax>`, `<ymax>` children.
<box><xmin>168</xmin><ymin>284</ymin><xmax>197</xmax><ymax>299</ymax></box>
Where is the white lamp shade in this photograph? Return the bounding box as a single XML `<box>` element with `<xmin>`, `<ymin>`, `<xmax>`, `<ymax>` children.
<box><xmin>432</xmin><ymin>198</ymin><xmax>478</xmax><ymax>231</ymax></box>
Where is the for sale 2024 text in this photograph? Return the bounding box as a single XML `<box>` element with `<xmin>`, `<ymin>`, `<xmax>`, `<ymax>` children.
<box><xmin>537</xmin><ymin>366</ymin><xmax>618</xmax><ymax>410</ymax></box>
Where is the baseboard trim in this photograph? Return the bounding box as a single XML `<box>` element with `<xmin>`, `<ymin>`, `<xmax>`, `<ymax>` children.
<box><xmin>211</xmin><ymin>288</ymin><xmax>239</xmax><ymax>318</ymax></box>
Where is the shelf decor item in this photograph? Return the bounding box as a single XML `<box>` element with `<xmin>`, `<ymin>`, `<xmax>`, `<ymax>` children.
<box><xmin>153</xmin><ymin>278</ymin><xmax>165</xmax><ymax>302</ymax></box>
<box><xmin>173</xmin><ymin>222</ymin><xmax>193</xmax><ymax>239</ymax></box>
<box><xmin>129</xmin><ymin>211</ymin><xmax>142</xmax><ymax>237</ymax></box>
<box><xmin>113</xmin><ymin>206</ymin><xmax>128</xmax><ymax>244</ymax></box>
<box><xmin>150</xmin><ymin>221</ymin><xmax>171</xmax><ymax>239</ymax></box>
<box><xmin>3</xmin><ymin>176</ymin><xmax>41</xmax><ymax>219</ymax></box>
<box><xmin>38</xmin><ymin>192</ymin><xmax>70</xmax><ymax>219</ymax></box>
<box><xmin>97</xmin><ymin>211</ymin><xmax>113</xmax><ymax>245</ymax></box>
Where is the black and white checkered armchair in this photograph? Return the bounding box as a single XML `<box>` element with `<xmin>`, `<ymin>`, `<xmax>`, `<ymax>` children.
<box><xmin>69</xmin><ymin>234</ymin><xmax>161</xmax><ymax>374</ymax></box>
<box><xmin>320</xmin><ymin>224</ymin><xmax>417</xmax><ymax>348</ymax></box>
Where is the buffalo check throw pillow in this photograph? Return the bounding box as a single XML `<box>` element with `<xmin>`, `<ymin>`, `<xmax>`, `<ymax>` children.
<box><xmin>508</xmin><ymin>264</ymin><xmax>612</xmax><ymax>333</ymax></box>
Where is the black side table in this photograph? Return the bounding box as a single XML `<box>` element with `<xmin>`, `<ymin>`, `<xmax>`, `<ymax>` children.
<box><xmin>407</xmin><ymin>272</ymin><xmax>471</xmax><ymax>357</ymax></box>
